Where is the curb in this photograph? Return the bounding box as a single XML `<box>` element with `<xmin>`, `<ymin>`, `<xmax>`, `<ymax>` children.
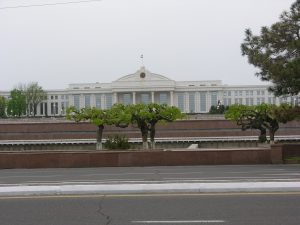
<box><xmin>1</xmin><ymin>182</ymin><xmax>300</xmax><ymax>196</ymax></box>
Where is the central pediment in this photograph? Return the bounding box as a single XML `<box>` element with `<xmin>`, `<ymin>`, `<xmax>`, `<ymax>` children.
<box><xmin>115</xmin><ymin>67</ymin><xmax>173</xmax><ymax>82</ymax></box>
<box><xmin>112</xmin><ymin>67</ymin><xmax>175</xmax><ymax>91</ymax></box>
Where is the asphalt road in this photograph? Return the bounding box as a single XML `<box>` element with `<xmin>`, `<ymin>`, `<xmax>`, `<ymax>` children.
<box><xmin>0</xmin><ymin>193</ymin><xmax>299</xmax><ymax>225</ymax></box>
<box><xmin>0</xmin><ymin>165</ymin><xmax>300</xmax><ymax>186</ymax></box>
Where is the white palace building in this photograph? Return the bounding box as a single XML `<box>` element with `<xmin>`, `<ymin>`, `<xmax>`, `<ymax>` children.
<box><xmin>1</xmin><ymin>67</ymin><xmax>298</xmax><ymax>116</ymax></box>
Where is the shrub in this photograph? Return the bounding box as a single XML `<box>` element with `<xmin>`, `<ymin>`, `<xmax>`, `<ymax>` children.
<box><xmin>104</xmin><ymin>135</ymin><xmax>131</xmax><ymax>150</ymax></box>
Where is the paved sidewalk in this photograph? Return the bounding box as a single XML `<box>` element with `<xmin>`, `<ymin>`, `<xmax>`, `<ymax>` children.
<box><xmin>1</xmin><ymin>181</ymin><xmax>300</xmax><ymax>196</ymax></box>
<box><xmin>1</xmin><ymin>165</ymin><xmax>299</xmax><ymax>196</ymax></box>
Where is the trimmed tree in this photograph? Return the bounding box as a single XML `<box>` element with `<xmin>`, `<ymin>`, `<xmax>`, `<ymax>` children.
<box><xmin>225</xmin><ymin>103</ymin><xmax>299</xmax><ymax>143</ymax></box>
<box><xmin>129</xmin><ymin>103</ymin><xmax>183</xmax><ymax>149</ymax></box>
<box><xmin>66</xmin><ymin>104</ymin><xmax>131</xmax><ymax>150</ymax></box>
<box><xmin>147</xmin><ymin>103</ymin><xmax>183</xmax><ymax>149</ymax></box>
<box><xmin>129</xmin><ymin>104</ymin><xmax>150</xmax><ymax>149</ymax></box>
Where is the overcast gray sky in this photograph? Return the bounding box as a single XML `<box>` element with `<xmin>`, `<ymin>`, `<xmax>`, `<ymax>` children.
<box><xmin>0</xmin><ymin>0</ymin><xmax>296</xmax><ymax>90</ymax></box>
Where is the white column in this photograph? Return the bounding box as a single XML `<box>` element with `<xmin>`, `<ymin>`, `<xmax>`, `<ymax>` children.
<box><xmin>151</xmin><ymin>92</ymin><xmax>154</xmax><ymax>103</ymax></box>
<box><xmin>170</xmin><ymin>91</ymin><xmax>174</xmax><ymax>106</ymax></box>
<box><xmin>91</xmin><ymin>94</ymin><xmax>96</xmax><ymax>108</ymax></box>
<box><xmin>133</xmin><ymin>92</ymin><xmax>136</xmax><ymax>104</ymax></box>
<box><xmin>113</xmin><ymin>93</ymin><xmax>117</xmax><ymax>104</ymax></box>
<box><xmin>47</xmin><ymin>102</ymin><xmax>51</xmax><ymax>116</ymax></box>
<box><xmin>80</xmin><ymin>94</ymin><xmax>84</xmax><ymax>109</ymax></box>
<box><xmin>58</xmin><ymin>101</ymin><xmax>62</xmax><ymax>115</ymax></box>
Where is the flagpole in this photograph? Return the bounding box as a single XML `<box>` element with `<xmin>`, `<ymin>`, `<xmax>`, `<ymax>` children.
<box><xmin>140</xmin><ymin>54</ymin><xmax>144</xmax><ymax>67</ymax></box>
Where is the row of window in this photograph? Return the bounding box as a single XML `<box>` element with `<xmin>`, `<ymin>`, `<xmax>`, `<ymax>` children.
<box><xmin>224</xmin><ymin>90</ymin><xmax>268</xmax><ymax>97</ymax></box>
<box><xmin>74</xmin><ymin>94</ymin><xmax>113</xmax><ymax>110</ymax></box>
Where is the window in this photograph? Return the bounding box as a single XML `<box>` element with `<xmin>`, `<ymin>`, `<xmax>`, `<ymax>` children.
<box><xmin>239</xmin><ymin>91</ymin><xmax>243</xmax><ymax>96</ymax></box>
<box><xmin>95</xmin><ymin>95</ymin><xmax>101</xmax><ymax>109</ymax></box>
<box><xmin>51</xmin><ymin>103</ymin><xmax>54</xmax><ymax>114</ymax></box>
<box><xmin>224</xmin><ymin>98</ymin><xmax>231</xmax><ymax>106</ymax></box>
<box><xmin>40</xmin><ymin>103</ymin><xmax>44</xmax><ymax>115</ymax></box>
<box><xmin>61</xmin><ymin>102</ymin><xmax>65</xmax><ymax>114</ymax></box>
<box><xmin>106</xmin><ymin>94</ymin><xmax>113</xmax><ymax>109</ymax></box>
<box><xmin>123</xmin><ymin>93</ymin><xmax>131</xmax><ymax>105</ymax></box>
<box><xmin>159</xmin><ymin>93</ymin><xmax>168</xmax><ymax>104</ymax></box>
<box><xmin>51</xmin><ymin>102</ymin><xmax>58</xmax><ymax>115</ymax></box>
<box><xmin>189</xmin><ymin>93</ymin><xmax>195</xmax><ymax>113</ymax></box>
<box><xmin>177</xmin><ymin>93</ymin><xmax>184</xmax><ymax>112</ymax></box>
<box><xmin>268</xmin><ymin>97</ymin><xmax>272</xmax><ymax>104</ymax></box>
<box><xmin>257</xmin><ymin>98</ymin><xmax>261</xmax><ymax>105</ymax></box>
<box><xmin>210</xmin><ymin>91</ymin><xmax>217</xmax><ymax>106</ymax></box>
<box><xmin>200</xmin><ymin>92</ymin><xmax>206</xmax><ymax>112</ymax></box>
<box><xmin>74</xmin><ymin>95</ymin><xmax>80</xmax><ymax>110</ymax></box>
<box><xmin>141</xmin><ymin>93</ymin><xmax>150</xmax><ymax>104</ymax></box>
<box><xmin>250</xmin><ymin>98</ymin><xmax>254</xmax><ymax>106</ymax></box>
<box><xmin>250</xmin><ymin>90</ymin><xmax>253</xmax><ymax>96</ymax></box>
<box><xmin>84</xmin><ymin>95</ymin><xmax>90</xmax><ymax>108</ymax></box>
<box><xmin>228</xmin><ymin>91</ymin><xmax>231</xmax><ymax>96</ymax></box>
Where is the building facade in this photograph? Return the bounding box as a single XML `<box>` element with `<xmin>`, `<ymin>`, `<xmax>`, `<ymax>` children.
<box><xmin>1</xmin><ymin>67</ymin><xmax>299</xmax><ymax>116</ymax></box>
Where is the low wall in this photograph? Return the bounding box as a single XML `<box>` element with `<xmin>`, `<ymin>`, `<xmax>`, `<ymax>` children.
<box><xmin>0</xmin><ymin>141</ymin><xmax>259</xmax><ymax>151</ymax></box>
<box><xmin>1</xmin><ymin>144</ymin><xmax>299</xmax><ymax>169</ymax></box>
<box><xmin>0</xmin><ymin>148</ymin><xmax>272</xmax><ymax>169</ymax></box>
<box><xmin>1</xmin><ymin>119</ymin><xmax>300</xmax><ymax>140</ymax></box>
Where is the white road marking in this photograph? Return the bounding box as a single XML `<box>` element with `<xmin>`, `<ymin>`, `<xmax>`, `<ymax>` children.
<box><xmin>131</xmin><ymin>220</ymin><xmax>225</xmax><ymax>223</ymax></box>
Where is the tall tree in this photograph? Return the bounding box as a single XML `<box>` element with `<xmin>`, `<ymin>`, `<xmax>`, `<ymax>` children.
<box><xmin>0</xmin><ymin>96</ymin><xmax>7</xmax><ymax>118</ymax></box>
<box><xmin>7</xmin><ymin>89</ymin><xmax>26</xmax><ymax>117</ymax></box>
<box><xmin>24</xmin><ymin>82</ymin><xmax>47</xmax><ymax>116</ymax></box>
<box><xmin>241</xmin><ymin>0</ymin><xmax>300</xmax><ymax>96</ymax></box>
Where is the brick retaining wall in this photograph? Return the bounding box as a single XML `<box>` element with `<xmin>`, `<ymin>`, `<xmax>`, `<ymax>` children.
<box><xmin>0</xmin><ymin>148</ymin><xmax>271</xmax><ymax>169</ymax></box>
<box><xmin>0</xmin><ymin>120</ymin><xmax>299</xmax><ymax>140</ymax></box>
<box><xmin>0</xmin><ymin>144</ymin><xmax>298</xmax><ymax>169</ymax></box>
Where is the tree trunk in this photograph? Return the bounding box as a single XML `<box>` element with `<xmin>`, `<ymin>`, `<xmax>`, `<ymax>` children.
<box><xmin>141</xmin><ymin>128</ymin><xmax>148</xmax><ymax>150</ymax></box>
<box><xmin>150</xmin><ymin>125</ymin><xmax>156</xmax><ymax>150</ymax></box>
<box><xmin>269</xmin><ymin>131</ymin><xmax>275</xmax><ymax>144</ymax></box>
<box><xmin>150</xmin><ymin>141</ymin><xmax>156</xmax><ymax>149</ymax></box>
<box><xmin>269</xmin><ymin>121</ymin><xmax>279</xmax><ymax>144</ymax></box>
<box><xmin>259</xmin><ymin>128</ymin><xmax>267</xmax><ymax>143</ymax></box>
<box><xmin>96</xmin><ymin>125</ymin><xmax>104</xmax><ymax>150</ymax></box>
